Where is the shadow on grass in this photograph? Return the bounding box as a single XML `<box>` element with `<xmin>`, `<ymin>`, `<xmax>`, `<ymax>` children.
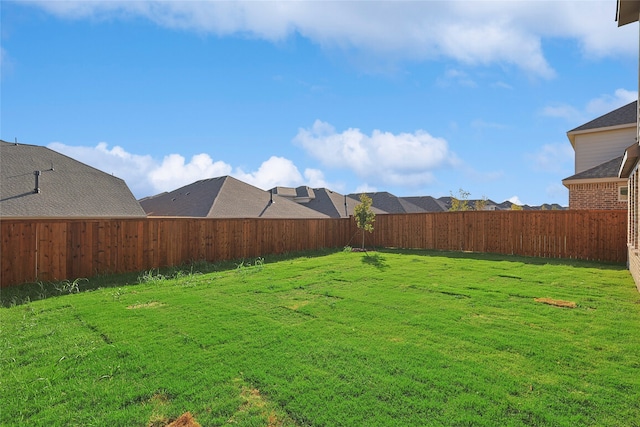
<box><xmin>361</xmin><ymin>253</ymin><xmax>390</xmax><ymax>270</ymax></box>
<box><xmin>0</xmin><ymin>248</ymin><xmax>345</xmax><ymax>308</ymax></box>
<box><xmin>2</xmin><ymin>246</ymin><xmax>626</xmax><ymax>308</ymax></box>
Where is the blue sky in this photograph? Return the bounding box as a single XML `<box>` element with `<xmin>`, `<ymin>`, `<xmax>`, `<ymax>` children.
<box><xmin>2</xmin><ymin>1</ymin><xmax>638</xmax><ymax>206</ymax></box>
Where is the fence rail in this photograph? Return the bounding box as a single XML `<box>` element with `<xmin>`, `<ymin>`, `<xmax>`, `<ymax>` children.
<box><xmin>1</xmin><ymin>210</ymin><xmax>627</xmax><ymax>287</ymax></box>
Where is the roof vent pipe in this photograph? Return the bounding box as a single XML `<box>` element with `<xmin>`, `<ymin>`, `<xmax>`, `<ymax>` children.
<box><xmin>269</xmin><ymin>189</ymin><xmax>274</xmax><ymax>205</ymax></box>
<box><xmin>33</xmin><ymin>170</ymin><xmax>41</xmax><ymax>194</ymax></box>
<box><xmin>344</xmin><ymin>195</ymin><xmax>348</xmax><ymax>217</ymax></box>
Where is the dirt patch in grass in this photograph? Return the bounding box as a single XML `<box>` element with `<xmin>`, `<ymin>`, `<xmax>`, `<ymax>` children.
<box><xmin>227</xmin><ymin>380</ymin><xmax>299</xmax><ymax>427</ymax></box>
<box><xmin>127</xmin><ymin>301</ymin><xmax>166</xmax><ymax>310</ymax></box>
<box><xmin>165</xmin><ymin>412</ymin><xmax>201</xmax><ymax>427</ymax></box>
<box><xmin>146</xmin><ymin>392</ymin><xmax>174</xmax><ymax>427</ymax></box>
<box><xmin>287</xmin><ymin>301</ymin><xmax>310</xmax><ymax>311</ymax></box>
<box><xmin>535</xmin><ymin>297</ymin><xmax>577</xmax><ymax>308</ymax></box>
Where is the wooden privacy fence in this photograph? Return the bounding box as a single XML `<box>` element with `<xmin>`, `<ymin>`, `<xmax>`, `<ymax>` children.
<box><xmin>370</xmin><ymin>210</ymin><xmax>627</xmax><ymax>262</ymax></box>
<box><xmin>0</xmin><ymin>210</ymin><xmax>627</xmax><ymax>287</ymax></box>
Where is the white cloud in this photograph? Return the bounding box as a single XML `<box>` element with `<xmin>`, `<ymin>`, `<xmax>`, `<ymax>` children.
<box><xmin>234</xmin><ymin>156</ymin><xmax>303</xmax><ymax>190</ymax></box>
<box><xmin>355</xmin><ymin>183</ymin><xmax>378</xmax><ymax>194</ymax></box>
<box><xmin>527</xmin><ymin>143</ymin><xmax>574</xmax><ymax>174</ymax></box>
<box><xmin>20</xmin><ymin>0</ymin><xmax>638</xmax><ymax>78</ymax></box>
<box><xmin>437</xmin><ymin>68</ymin><xmax>477</xmax><ymax>88</ymax></box>
<box><xmin>148</xmin><ymin>153</ymin><xmax>232</xmax><ymax>192</ymax></box>
<box><xmin>303</xmin><ymin>168</ymin><xmax>330</xmax><ymax>189</ymax></box>
<box><xmin>47</xmin><ymin>142</ymin><xmax>330</xmax><ymax>198</ymax></box>
<box><xmin>540</xmin><ymin>104</ymin><xmax>583</xmax><ymax>122</ymax></box>
<box><xmin>542</xmin><ymin>88</ymin><xmax>638</xmax><ymax>123</ymax></box>
<box><xmin>585</xmin><ymin>88</ymin><xmax>638</xmax><ymax>117</ymax></box>
<box><xmin>235</xmin><ymin>157</ymin><xmax>340</xmax><ymax>191</ymax></box>
<box><xmin>294</xmin><ymin>120</ymin><xmax>458</xmax><ymax>188</ymax></box>
<box><xmin>508</xmin><ymin>196</ymin><xmax>523</xmax><ymax>205</ymax></box>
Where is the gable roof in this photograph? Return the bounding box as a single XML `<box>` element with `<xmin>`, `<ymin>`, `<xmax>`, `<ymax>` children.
<box><xmin>298</xmin><ymin>188</ymin><xmax>351</xmax><ymax>218</ymax></box>
<box><xmin>566</xmin><ymin>101</ymin><xmax>636</xmax><ymax>148</ymax></box>
<box><xmin>347</xmin><ymin>192</ymin><xmax>425</xmax><ymax>214</ymax></box>
<box><xmin>140</xmin><ymin>176</ymin><xmax>329</xmax><ymax>218</ymax></box>
<box><xmin>400</xmin><ymin>196</ymin><xmax>447</xmax><ymax>212</ymax></box>
<box><xmin>562</xmin><ymin>155</ymin><xmax>625</xmax><ymax>183</ymax></box>
<box><xmin>0</xmin><ymin>140</ymin><xmax>146</xmax><ymax>217</ymax></box>
<box><xmin>567</xmin><ymin>100</ymin><xmax>636</xmax><ymax>138</ymax></box>
<box><xmin>306</xmin><ymin>188</ymin><xmax>387</xmax><ymax>218</ymax></box>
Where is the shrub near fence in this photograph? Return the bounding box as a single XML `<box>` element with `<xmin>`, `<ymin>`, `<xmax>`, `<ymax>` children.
<box><xmin>0</xmin><ymin>210</ymin><xmax>627</xmax><ymax>288</ymax></box>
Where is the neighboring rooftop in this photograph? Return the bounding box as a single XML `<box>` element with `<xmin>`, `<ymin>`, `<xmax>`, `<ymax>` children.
<box><xmin>140</xmin><ymin>176</ymin><xmax>329</xmax><ymax>218</ymax></box>
<box><xmin>399</xmin><ymin>196</ymin><xmax>447</xmax><ymax>212</ymax></box>
<box><xmin>0</xmin><ymin>140</ymin><xmax>146</xmax><ymax>217</ymax></box>
<box><xmin>307</xmin><ymin>188</ymin><xmax>387</xmax><ymax>218</ymax></box>
<box><xmin>347</xmin><ymin>192</ymin><xmax>426</xmax><ymax>214</ymax></box>
<box><xmin>271</xmin><ymin>186</ymin><xmax>316</xmax><ymax>203</ymax></box>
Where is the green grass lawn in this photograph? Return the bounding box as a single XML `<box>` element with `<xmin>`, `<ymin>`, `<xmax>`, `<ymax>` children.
<box><xmin>2</xmin><ymin>249</ymin><xmax>639</xmax><ymax>427</ymax></box>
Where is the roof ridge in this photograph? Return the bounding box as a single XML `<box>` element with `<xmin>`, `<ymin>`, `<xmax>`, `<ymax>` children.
<box><xmin>207</xmin><ymin>175</ymin><xmax>230</xmax><ymax>216</ymax></box>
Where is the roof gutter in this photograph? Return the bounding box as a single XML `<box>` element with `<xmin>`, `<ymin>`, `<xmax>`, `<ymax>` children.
<box><xmin>617</xmin><ymin>0</ymin><xmax>640</xmax><ymax>26</ymax></box>
<box><xmin>619</xmin><ymin>142</ymin><xmax>640</xmax><ymax>178</ymax></box>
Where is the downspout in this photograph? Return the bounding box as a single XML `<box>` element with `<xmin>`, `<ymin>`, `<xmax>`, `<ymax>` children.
<box><xmin>35</xmin><ymin>225</ymin><xmax>39</xmax><ymax>282</ymax></box>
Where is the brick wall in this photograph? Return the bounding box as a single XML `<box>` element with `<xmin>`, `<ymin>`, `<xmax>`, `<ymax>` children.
<box><xmin>567</xmin><ymin>181</ymin><xmax>627</xmax><ymax>210</ymax></box>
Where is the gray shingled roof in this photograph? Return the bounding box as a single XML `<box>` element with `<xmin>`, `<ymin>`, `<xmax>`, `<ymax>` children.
<box><xmin>0</xmin><ymin>140</ymin><xmax>146</xmax><ymax>217</ymax></box>
<box><xmin>568</xmin><ymin>101</ymin><xmax>636</xmax><ymax>133</ymax></box>
<box><xmin>400</xmin><ymin>196</ymin><xmax>447</xmax><ymax>212</ymax></box>
<box><xmin>347</xmin><ymin>192</ymin><xmax>425</xmax><ymax>214</ymax></box>
<box><xmin>271</xmin><ymin>186</ymin><xmax>297</xmax><ymax>198</ymax></box>
<box><xmin>295</xmin><ymin>186</ymin><xmax>315</xmax><ymax>199</ymax></box>
<box><xmin>271</xmin><ymin>186</ymin><xmax>315</xmax><ymax>202</ymax></box>
<box><xmin>300</xmin><ymin>188</ymin><xmax>350</xmax><ymax>218</ymax></box>
<box><xmin>562</xmin><ymin>156</ymin><xmax>624</xmax><ymax>181</ymax></box>
<box><xmin>297</xmin><ymin>188</ymin><xmax>384</xmax><ymax>218</ymax></box>
<box><xmin>140</xmin><ymin>176</ymin><xmax>329</xmax><ymax>218</ymax></box>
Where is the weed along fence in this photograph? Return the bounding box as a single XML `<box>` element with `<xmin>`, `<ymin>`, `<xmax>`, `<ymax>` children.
<box><xmin>0</xmin><ymin>210</ymin><xmax>627</xmax><ymax>287</ymax></box>
<box><xmin>0</xmin><ymin>217</ymin><xmax>352</xmax><ymax>288</ymax></box>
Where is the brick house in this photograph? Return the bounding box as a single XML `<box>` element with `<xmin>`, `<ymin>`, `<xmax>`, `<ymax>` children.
<box><xmin>616</xmin><ymin>0</ymin><xmax>640</xmax><ymax>292</ymax></box>
<box><xmin>562</xmin><ymin>101</ymin><xmax>636</xmax><ymax>209</ymax></box>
